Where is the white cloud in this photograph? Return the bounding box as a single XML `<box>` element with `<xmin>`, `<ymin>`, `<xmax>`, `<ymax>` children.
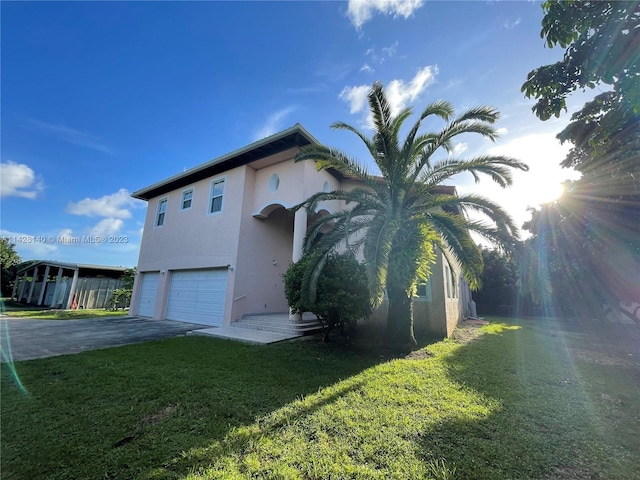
<box><xmin>339</xmin><ymin>85</ymin><xmax>371</xmax><ymax>114</ymax></box>
<box><xmin>0</xmin><ymin>161</ymin><xmax>43</xmax><ymax>199</ymax></box>
<box><xmin>496</xmin><ymin>127</ymin><xmax>508</xmax><ymax>136</ymax></box>
<box><xmin>90</xmin><ymin>218</ymin><xmax>124</xmax><ymax>237</ymax></box>
<box><xmin>360</xmin><ymin>63</ymin><xmax>374</xmax><ymax>73</ymax></box>
<box><xmin>386</xmin><ymin>65</ymin><xmax>438</xmax><ymax>115</ymax></box>
<box><xmin>339</xmin><ymin>66</ymin><xmax>438</xmax><ymax>129</ymax></box>
<box><xmin>452</xmin><ymin>142</ymin><xmax>468</xmax><ymax>156</ymax></box>
<box><xmin>504</xmin><ymin>18</ymin><xmax>521</xmax><ymax>30</ymax></box>
<box><xmin>28</xmin><ymin>119</ymin><xmax>111</xmax><ymax>153</ymax></box>
<box><xmin>364</xmin><ymin>41</ymin><xmax>399</xmax><ymax>65</ymax></box>
<box><xmin>67</xmin><ymin>188</ymin><xmax>138</xmax><ymax>219</ymax></box>
<box><xmin>347</xmin><ymin>0</ymin><xmax>425</xmax><ymax>29</ymax></box>
<box><xmin>253</xmin><ymin>106</ymin><xmax>297</xmax><ymax>141</ymax></box>
<box><xmin>381</xmin><ymin>40</ymin><xmax>399</xmax><ymax>57</ymax></box>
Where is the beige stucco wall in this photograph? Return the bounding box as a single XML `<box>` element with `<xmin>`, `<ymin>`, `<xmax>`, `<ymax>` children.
<box><xmin>233</xmin><ymin>163</ymin><xmax>293</xmax><ymax>320</ymax></box>
<box><xmin>131</xmin><ymin>149</ymin><xmax>342</xmax><ymax>324</ymax></box>
<box><xmin>136</xmin><ymin>168</ymin><xmax>245</xmax><ymax>271</ymax></box>
<box><xmin>359</xmin><ymin>249</ymin><xmax>464</xmax><ymax>339</ymax></box>
<box><xmin>251</xmin><ymin>153</ymin><xmax>341</xmax><ymax>217</ymax></box>
<box><xmin>131</xmin><ymin>166</ymin><xmax>247</xmax><ymax>321</ymax></box>
<box><xmin>231</xmin><ymin>155</ymin><xmax>341</xmax><ymax>321</ymax></box>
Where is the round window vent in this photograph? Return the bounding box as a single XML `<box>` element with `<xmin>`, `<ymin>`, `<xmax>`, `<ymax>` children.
<box><xmin>323</xmin><ymin>181</ymin><xmax>330</xmax><ymax>193</ymax></box>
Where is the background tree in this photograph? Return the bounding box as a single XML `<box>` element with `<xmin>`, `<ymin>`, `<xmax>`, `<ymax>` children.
<box><xmin>521</xmin><ymin>1</ymin><xmax>640</xmax><ymax>314</ymax></box>
<box><xmin>1</xmin><ymin>239</ymin><xmax>22</xmax><ymax>297</ymax></box>
<box><xmin>473</xmin><ymin>247</ymin><xmax>519</xmax><ymax>315</ymax></box>
<box><xmin>294</xmin><ymin>82</ymin><xmax>527</xmax><ymax>351</ymax></box>
<box><xmin>522</xmin><ymin>1</ymin><xmax>639</xmax><ymax>121</ymax></box>
<box><xmin>109</xmin><ymin>267</ymin><xmax>136</xmax><ymax>310</ymax></box>
<box><xmin>283</xmin><ymin>252</ymin><xmax>370</xmax><ymax>342</ymax></box>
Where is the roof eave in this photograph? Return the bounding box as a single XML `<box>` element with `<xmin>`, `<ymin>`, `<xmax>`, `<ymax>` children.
<box><xmin>132</xmin><ymin>123</ymin><xmax>320</xmax><ymax>201</ymax></box>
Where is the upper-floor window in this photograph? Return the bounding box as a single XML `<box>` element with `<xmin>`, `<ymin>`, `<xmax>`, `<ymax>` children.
<box><xmin>209</xmin><ymin>178</ymin><xmax>225</xmax><ymax>214</ymax></box>
<box><xmin>269</xmin><ymin>173</ymin><xmax>279</xmax><ymax>193</ymax></box>
<box><xmin>180</xmin><ymin>188</ymin><xmax>194</xmax><ymax>211</ymax></box>
<box><xmin>155</xmin><ymin>198</ymin><xmax>168</xmax><ymax>227</ymax></box>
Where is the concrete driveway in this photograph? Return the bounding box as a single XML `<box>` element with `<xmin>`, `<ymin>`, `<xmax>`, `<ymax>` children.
<box><xmin>0</xmin><ymin>316</ymin><xmax>209</xmax><ymax>362</ymax></box>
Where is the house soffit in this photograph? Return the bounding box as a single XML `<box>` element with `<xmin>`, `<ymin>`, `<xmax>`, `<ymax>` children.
<box><xmin>132</xmin><ymin>125</ymin><xmax>321</xmax><ymax>201</ymax></box>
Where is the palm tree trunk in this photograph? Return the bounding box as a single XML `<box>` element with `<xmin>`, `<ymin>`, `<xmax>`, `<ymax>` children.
<box><xmin>385</xmin><ymin>285</ymin><xmax>417</xmax><ymax>352</ymax></box>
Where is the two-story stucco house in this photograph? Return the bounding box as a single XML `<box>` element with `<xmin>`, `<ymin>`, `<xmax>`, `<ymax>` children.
<box><xmin>130</xmin><ymin>124</ymin><xmax>472</xmax><ymax>338</ymax></box>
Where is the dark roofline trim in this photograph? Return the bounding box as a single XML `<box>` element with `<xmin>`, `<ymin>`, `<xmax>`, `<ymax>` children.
<box><xmin>132</xmin><ymin>123</ymin><xmax>321</xmax><ymax>201</ymax></box>
<box><xmin>17</xmin><ymin>260</ymin><xmax>128</xmax><ymax>275</ymax></box>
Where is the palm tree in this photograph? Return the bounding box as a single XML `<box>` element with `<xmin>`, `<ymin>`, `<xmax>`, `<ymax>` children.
<box><xmin>294</xmin><ymin>82</ymin><xmax>528</xmax><ymax>351</ymax></box>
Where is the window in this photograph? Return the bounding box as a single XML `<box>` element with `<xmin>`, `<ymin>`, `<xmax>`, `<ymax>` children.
<box><xmin>269</xmin><ymin>173</ymin><xmax>279</xmax><ymax>192</ymax></box>
<box><xmin>180</xmin><ymin>189</ymin><xmax>194</xmax><ymax>211</ymax></box>
<box><xmin>445</xmin><ymin>265</ymin><xmax>458</xmax><ymax>299</ymax></box>
<box><xmin>415</xmin><ymin>278</ymin><xmax>432</xmax><ymax>302</ymax></box>
<box><xmin>209</xmin><ymin>178</ymin><xmax>225</xmax><ymax>214</ymax></box>
<box><xmin>155</xmin><ymin>198</ymin><xmax>168</xmax><ymax>227</ymax></box>
<box><xmin>452</xmin><ymin>272</ymin><xmax>458</xmax><ymax>298</ymax></box>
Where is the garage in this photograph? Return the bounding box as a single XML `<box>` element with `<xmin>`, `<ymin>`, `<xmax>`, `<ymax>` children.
<box><xmin>137</xmin><ymin>272</ymin><xmax>159</xmax><ymax>317</ymax></box>
<box><xmin>166</xmin><ymin>269</ymin><xmax>227</xmax><ymax>326</ymax></box>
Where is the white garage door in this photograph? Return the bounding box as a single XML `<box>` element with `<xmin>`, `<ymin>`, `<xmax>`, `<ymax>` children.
<box><xmin>166</xmin><ymin>269</ymin><xmax>227</xmax><ymax>326</ymax></box>
<box><xmin>137</xmin><ymin>272</ymin><xmax>159</xmax><ymax>317</ymax></box>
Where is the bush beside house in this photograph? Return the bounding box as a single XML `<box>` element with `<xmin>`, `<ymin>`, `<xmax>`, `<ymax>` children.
<box><xmin>283</xmin><ymin>253</ymin><xmax>370</xmax><ymax>342</ymax></box>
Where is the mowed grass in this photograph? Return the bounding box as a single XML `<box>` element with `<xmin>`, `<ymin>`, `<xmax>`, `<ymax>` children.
<box><xmin>1</xmin><ymin>299</ymin><xmax>129</xmax><ymax>320</ymax></box>
<box><xmin>1</xmin><ymin>318</ymin><xmax>638</xmax><ymax>479</ymax></box>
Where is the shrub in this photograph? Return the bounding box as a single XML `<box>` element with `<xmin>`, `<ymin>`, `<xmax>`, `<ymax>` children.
<box><xmin>283</xmin><ymin>252</ymin><xmax>371</xmax><ymax>342</ymax></box>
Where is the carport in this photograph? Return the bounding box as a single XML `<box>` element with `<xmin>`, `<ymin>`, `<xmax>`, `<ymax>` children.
<box><xmin>12</xmin><ymin>261</ymin><xmax>128</xmax><ymax>310</ymax></box>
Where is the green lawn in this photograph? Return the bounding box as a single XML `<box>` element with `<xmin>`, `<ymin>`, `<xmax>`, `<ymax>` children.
<box><xmin>1</xmin><ymin>299</ymin><xmax>129</xmax><ymax>319</ymax></box>
<box><xmin>1</xmin><ymin>318</ymin><xmax>638</xmax><ymax>479</ymax></box>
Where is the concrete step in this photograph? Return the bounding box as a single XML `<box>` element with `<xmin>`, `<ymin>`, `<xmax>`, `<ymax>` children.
<box><xmin>233</xmin><ymin>313</ymin><xmax>323</xmax><ymax>336</ymax></box>
<box><xmin>232</xmin><ymin>324</ymin><xmax>320</xmax><ymax>336</ymax></box>
<box><xmin>191</xmin><ymin>326</ymin><xmax>301</xmax><ymax>345</ymax></box>
<box><xmin>236</xmin><ymin>318</ymin><xmax>321</xmax><ymax>329</ymax></box>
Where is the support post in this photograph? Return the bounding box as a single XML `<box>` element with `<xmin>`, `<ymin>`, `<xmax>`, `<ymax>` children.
<box><xmin>26</xmin><ymin>266</ymin><xmax>39</xmax><ymax>304</ymax></box>
<box><xmin>18</xmin><ymin>271</ymin><xmax>28</xmax><ymax>301</ymax></box>
<box><xmin>290</xmin><ymin>209</ymin><xmax>307</xmax><ymax>320</ymax></box>
<box><xmin>292</xmin><ymin>208</ymin><xmax>307</xmax><ymax>263</ymax></box>
<box><xmin>37</xmin><ymin>265</ymin><xmax>50</xmax><ymax>305</ymax></box>
<box><xmin>50</xmin><ymin>267</ymin><xmax>64</xmax><ymax>307</ymax></box>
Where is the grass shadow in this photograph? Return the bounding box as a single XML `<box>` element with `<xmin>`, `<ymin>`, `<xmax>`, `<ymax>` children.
<box><xmin>411</xmin><ymin>318</ymin><xmax>640</xmax><ymax>479</ymax></box>
<box><xmin>3</xmin><ymin>319</ymin><xmax>638</xmax><ymax>479</ymax></box>
<box><xmin>0</xmin><ymin>335</ymin><xmax>384</xmax><ymax>480</ymax></box>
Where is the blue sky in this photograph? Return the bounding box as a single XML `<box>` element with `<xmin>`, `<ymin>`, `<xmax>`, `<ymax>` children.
<box><xmin>1</xmin><ymin>0</ymin><xmax>588</xmax><ymax>267</ymax></box>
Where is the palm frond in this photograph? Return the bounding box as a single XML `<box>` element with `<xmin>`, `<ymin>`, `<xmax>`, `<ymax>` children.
<box><xmin>454</xmin><ymin>106</ymin><xmax>500</xmax><ymax>124</ymax></box>
<box><xmin>295</xmin><ymin>145</ymin><xmax>383</xmax><ymax>192</ymax></box>
<box><xmin>455</xmin><ymin>193</ymin><xmax>519</xmax><ymax>236</ymax></box>
<box><xmin>402</xmin><ymin>100</ymin><xmax>454</xmax><ymax>156</ymax></box>
<box><xmin>426</xmin><ymin>211</ymin><xmax>484</xmax><ymax>289</ymax></box>
<box><xmin>368</xmin><ymin>81</ymin><xmax>393</xmax><ymax>131</ymax></box>
<box><xmin>362</xmin><ymin>213</ymin><xmax>398</xmax><ymax>306</ymax></box>
<box><xmin>420</xmin><ymin>155</ymin><xmax>528</xmax><ymax>189</ymax></box>
<box><xmin>391</xmin><ymin>107</ymin><xmax>413</xmax><ymax>140</ymax></box>
<box><xmin>292</xmin><ymin>188</ymin><xmax>383</xmax><ymax>216</ymax></box>
<box><xmin>300</xmin><ymin>250</ymin><xmax>330</xmax><ymax>305</ymax></box>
